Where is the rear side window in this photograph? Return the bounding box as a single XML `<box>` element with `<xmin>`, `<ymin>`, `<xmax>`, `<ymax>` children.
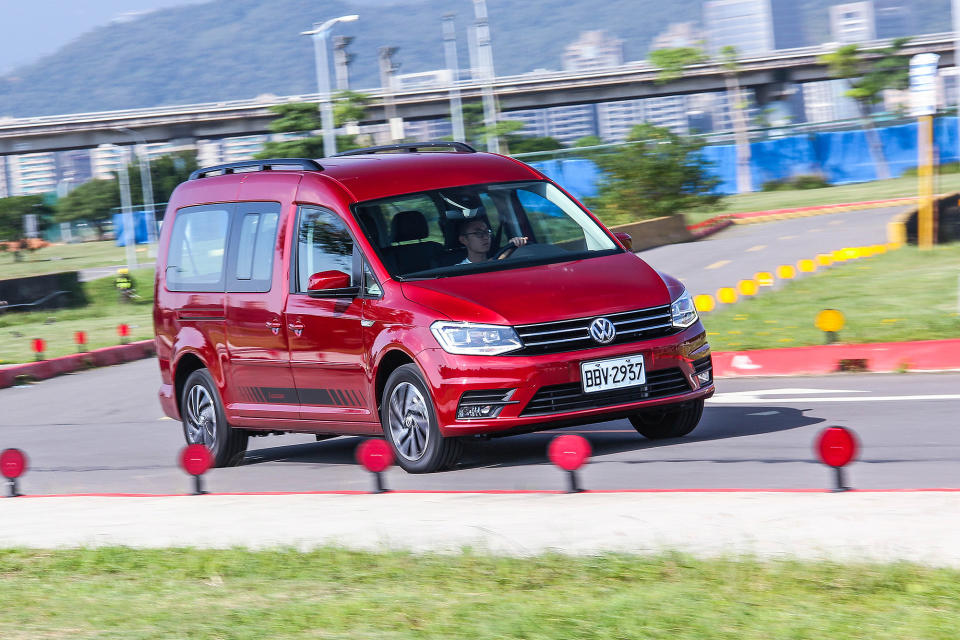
<box><xmin>165</xmin><ymin>206</ymin><xmax>230</xmax><ymax>292</ymax></box>
<box><xmin>228</xmin><ymin>202</ymin><xmax>281</xmax><ymax>292</ymax></box>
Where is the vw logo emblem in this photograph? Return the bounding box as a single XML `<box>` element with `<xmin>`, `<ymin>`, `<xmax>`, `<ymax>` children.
<box><xmin>589</xmin><ymin>317</ymin><xmax>616</xmax><ymax>344</ymax></box>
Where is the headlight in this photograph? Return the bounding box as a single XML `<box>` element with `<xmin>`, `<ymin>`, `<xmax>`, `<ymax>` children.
<box><xmin>671</xmin><ymin>290</ymin><xmax>698</xmax><ymax>328</ymax></box>
<box><xmin>430</xmin><ymin>321</ymin><xmax>523</xmax><ymax>355</ymax></box>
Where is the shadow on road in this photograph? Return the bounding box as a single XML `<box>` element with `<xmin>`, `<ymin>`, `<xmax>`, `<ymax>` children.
<box><xmin>240</xmin><ymin>405</ymin><xmax>823</xmax><ymax>470</ymax></box>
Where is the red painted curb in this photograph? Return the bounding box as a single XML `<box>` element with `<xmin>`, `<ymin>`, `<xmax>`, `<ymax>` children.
<box><xmin>713</xmin><ymin>339</ymin><xmax>960</xmax><ymax>377</ymax></box>
<box><xmin>0</xmin><ymin>339</ymin><xmax>156</xmax><ymax>388</ymax></box>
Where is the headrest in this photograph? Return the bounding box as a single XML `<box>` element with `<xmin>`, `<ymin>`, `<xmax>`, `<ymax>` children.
<box><xmin>391</xmin><ymin>210</ymin><xmax>429</xmax><ymax>243</ymax></box>
<box><xmin>356</xmin><ymin>209</ymin><xmax>381</xmax><ymax>246</ymax></box>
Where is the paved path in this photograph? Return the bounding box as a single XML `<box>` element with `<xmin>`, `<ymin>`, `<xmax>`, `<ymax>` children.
<box><xmin>2</xmin><ymin>491</ymin><xmax>959</xmax><ymax>566</ymax></box>
<box><xmin>641</xmin><ymin>206</ymin><xmax>903</xmax><ymax>297</ymax></box>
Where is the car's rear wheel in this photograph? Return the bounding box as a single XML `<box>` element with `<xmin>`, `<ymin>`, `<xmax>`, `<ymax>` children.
<box><xmin>381</xmin><ymin>364</ymin><xmax>461</xmax><ymax>473</ymax></box>
<box><xmin>629</xmin><ymin>399</ymin><xmax>704</xmax><ymax>440</ymax></box>
<box><xmin>181</xmin><ymin>369</ymin><xmax>248</xmax><ymax>467</ymax></box>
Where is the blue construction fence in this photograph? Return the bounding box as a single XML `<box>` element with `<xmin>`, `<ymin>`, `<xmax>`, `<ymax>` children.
<box><xmin>531</xmin><ymin>117</ymin><xmax>960</xmax><ymax>198</ymax></box>
<box><xmin>112</xmin><ymin>210</ymin><xmax>154</xmax><ymax>246</ymax></box>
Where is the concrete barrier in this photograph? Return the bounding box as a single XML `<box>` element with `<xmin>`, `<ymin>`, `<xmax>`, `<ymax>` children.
<box><xmin>887</xmin><ymin>192</ymin><xmax>960</xmax><ymax>244</ymax></box>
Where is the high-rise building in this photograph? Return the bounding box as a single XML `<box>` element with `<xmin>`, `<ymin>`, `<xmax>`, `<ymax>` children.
<box><xmin>873</xmin><ymin>0</ymin><xmax>916</xmax><ymax>39</ymax></box>
<box><xmin>703</xmin><ymin>0</ymin><xmax>803</xmax><ymax>54</ymax></box>
<box><xmin>508</xmin><ymin>104</ymin><xmax>599</xmax><ymax>145</ymax></box>
<box><xmin>649</xmin><ymin>23</ymin><xmax>704</xmax><ymax>51</ymax></box>
<box><xmin>6</xmin><ymin>153</ymin><xmax>58</xmax><ymax>196</ymax></box>
<box><xmin>562</xmin><ymin>30</ymin><xmax>624</xmax><ymax>71</ymax></box>
<box><xmin>829</xmin><ymin>2</ymin><xmax>876</xmax><ymax>43</ymax></box>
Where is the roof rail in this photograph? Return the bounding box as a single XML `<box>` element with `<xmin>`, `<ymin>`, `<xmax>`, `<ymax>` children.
<box><xmin>333</xmin><ymin>142</ymin><xmax>477</xmax><ymax>157</ymax></box>
<box><xmin>188</xmin><ymin>158</ymin><xmax>323</xmax><ymax>180</ymax></box>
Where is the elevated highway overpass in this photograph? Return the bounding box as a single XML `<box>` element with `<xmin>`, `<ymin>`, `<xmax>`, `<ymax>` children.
<box><xmin>0</xmin><ymin>34</ymin><xmax>954</xmax><ymax>155</ymax></box>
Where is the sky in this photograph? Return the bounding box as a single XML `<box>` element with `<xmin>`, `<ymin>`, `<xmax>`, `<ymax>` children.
<box><xmin>0</xmin><ymin>0</ymin><xmax>208</xmax><ymax>74</ymax></box>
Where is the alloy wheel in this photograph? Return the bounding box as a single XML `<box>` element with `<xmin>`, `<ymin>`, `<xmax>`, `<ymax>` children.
<box><xmin>184</xmin><ymin>384</ymin><xmax>217</xmax><ymax>448</ymax></box>
<box><xmin>388</xmin><ymin>381</ymin><xmax>431</xmax><ymax>461</ymax></box>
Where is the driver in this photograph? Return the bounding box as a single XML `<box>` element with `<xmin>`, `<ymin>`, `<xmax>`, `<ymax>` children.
<box><xmin>458</xmin><ymin>218</ymin><xmax>527</xmax><ymax>264</ymax></box>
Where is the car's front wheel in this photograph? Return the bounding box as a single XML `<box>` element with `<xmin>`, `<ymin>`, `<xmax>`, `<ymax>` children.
<box><xmin>629</xmin><ymin>399</ymin><xmax>704</xmax><ymax>440</ymax></box>
<box><xmin>381</xmin><ymin>364</ymin><xmax>461</xmax><ymax>473</ymax></box>
<box><xmin>181</xmin><ymin>369</ymin><xmax>248</xmax><ymax>467</ymax></box>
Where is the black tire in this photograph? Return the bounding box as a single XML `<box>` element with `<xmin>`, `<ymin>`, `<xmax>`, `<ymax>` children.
<box><xmin>180</xmin><ymin>369</ymin><xmax>248</xmax><ymax>467</ymax></box>
<box><xmin>380</xmin><ymin>364</ymin><xmax>462</xmax><ymax>473</ymax></box>
<box><xmin>629</xmin><ymin>399</ymin><xmax>704</xmax><ymax>440</ymax></box>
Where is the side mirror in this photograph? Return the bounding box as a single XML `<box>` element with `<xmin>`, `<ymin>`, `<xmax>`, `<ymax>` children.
<box><xmin>307</xmin><ymin>270</ymin><xmax>352</xmax><ymax>291</ymax></box>
<box><xmin>613</xmin><ymin>232</ymin><xmax>633</xmax><ymax>251</ymax></box>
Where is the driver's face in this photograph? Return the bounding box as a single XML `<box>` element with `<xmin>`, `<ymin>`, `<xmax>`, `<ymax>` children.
<box><xmin>459</xmin><ymin>220</ymin><xmax>491</xmax><ymax>253</ymax></box>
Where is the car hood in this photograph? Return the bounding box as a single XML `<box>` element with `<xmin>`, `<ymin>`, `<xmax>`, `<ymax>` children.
<box><xmin>400</xmin><ymin>252</ymin><xmax>672</xmax><ymax>326</ymax></box>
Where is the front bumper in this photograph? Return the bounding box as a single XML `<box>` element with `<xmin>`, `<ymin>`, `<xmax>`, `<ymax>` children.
<box><xmin>417</xmin><ymin>323</ymin><xmax>713</xmax><ymax>437</ymax></box>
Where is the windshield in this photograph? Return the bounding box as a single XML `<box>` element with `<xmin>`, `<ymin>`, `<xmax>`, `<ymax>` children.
<box><xmin>352</xmin><ymin>180</ymin><xmax>619</xmax><ymax>279</ymax></box>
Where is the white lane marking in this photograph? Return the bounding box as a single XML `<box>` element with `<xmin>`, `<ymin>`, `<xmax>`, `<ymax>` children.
<box><xmin>747</xmin><ymin>410</ymin><xmax>780</xmax><ymax>416</ymax></box>
<box><xmin>158</xmin><ymin>416</ymin><xmax>173</xmax><ymax>421</ymax></box>
<box><xmin>746</xmin><ymin>244</ymin><xmax>766</xmax><ymax>252</ymax></box>
<box><xmin>709</xmin><ymin>387</ymin><xmax>960</xmax><ymax>404</ymax></box>
<box><xmin>829</xmin><ymin>220</ymin><xmax>844</xmax><ymax>225</ymax></box>
<box><xmin>705</xmin><ymin>259</ymin><xmax>731</xmax><ymax>270</ymax></box>
<box><xmin>778</xmin><ymin>235</ymin><xmax>798</xmax><ymax>240</ymax></box>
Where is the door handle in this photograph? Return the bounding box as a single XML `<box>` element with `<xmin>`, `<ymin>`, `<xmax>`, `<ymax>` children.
<box><xmin>265</xmin><ymin>319</ymin><xmax>283</xmax><ymax>335</ymax></box>
<box><xmin>288</xmin><ymin>321</ymin><xmax>304</xmax><ymax>337</ymax></box>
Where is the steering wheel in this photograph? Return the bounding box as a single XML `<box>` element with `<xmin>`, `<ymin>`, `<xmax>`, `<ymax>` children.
<box><xmin>494</xmin><ymin>244</ymin><xmax>517</xmax><ymax>260</ymax></box>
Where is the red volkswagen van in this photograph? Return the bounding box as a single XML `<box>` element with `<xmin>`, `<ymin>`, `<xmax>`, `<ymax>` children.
<box><xmin>154</xmin><ymin>143</ymin><xmax>713</xmax><ymax>472</ymax></box>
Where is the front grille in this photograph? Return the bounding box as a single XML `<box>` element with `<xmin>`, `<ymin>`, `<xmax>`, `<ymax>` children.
<box><xmin>520</xmin><ymin>367</ymin><xmax>692</xmax><ymax>417</ymax></box>
<box><xmin>512</xmin><ymin>305</ymin><xmax>677</xmax><ymax>356</ymax></box>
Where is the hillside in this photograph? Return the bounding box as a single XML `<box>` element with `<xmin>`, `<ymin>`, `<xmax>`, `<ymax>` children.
<box><xmin>0</xmin><ymin>0</ymin><xmax>949</xmax><ymax>118</ymax></box>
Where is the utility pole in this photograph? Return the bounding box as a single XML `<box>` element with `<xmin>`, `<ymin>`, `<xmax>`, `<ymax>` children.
<box><xmin>333</xmin><ymin>35</ymin><xmax>354</xmax><ymax>91</ymax></box>
<box><xmin>472</xmin><ymin>0</ymin><xmax>500</xmax><ymax>153</ymax></box>
<box><xmin>379</xmin><ymin>46</ymin><xmax>402</xmax><ymax>141</ymax></box>
<box><xmin>116</xmin><ymin>147</ymin><xmax>137</xmax><ymax>270</ymax></box>
<box><xmin>442</xmin><ymin>14</ymin><xmax>466</xmax><ymax>143</ymax></box>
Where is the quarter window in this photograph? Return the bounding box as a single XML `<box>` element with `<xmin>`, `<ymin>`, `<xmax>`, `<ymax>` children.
<box><xmin>296</xmin><ymin>207</ymin><xmax>356</xmax><ymax>292</ymax></box>
<box><xmin>165</xmin><ymin>206</ymin><xmax>230</xmax><ymax>292</ymax></box>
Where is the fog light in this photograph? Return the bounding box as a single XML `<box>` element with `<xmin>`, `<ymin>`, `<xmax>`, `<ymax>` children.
<box><xmin>457</xmin><ymin>404</ymin><xmax>496</xmax><ymax>419</ymax></box>
<box><xmin>456</xmin><ymin>389</ymin><xmax>517</xmax><ymax>420</ymax></box>
<box><xmin>696</xmin><ymin>370</ymin><xmax>712</xmax><ymax>384</ymax></box>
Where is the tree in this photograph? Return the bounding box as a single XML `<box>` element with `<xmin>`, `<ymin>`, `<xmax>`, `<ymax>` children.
<box><xmin>255</xmin><ymin>93</ymin><xmax>372</xmax><ymax>159</ymax></box>
<box><xmin>648</xmin><ymin>47</ymin><xmax>707</xmax><ymax>84</ymax></box>
<box><xmin>719</xmin><ymin>45</ymin><xmax>753</xmax><ymax>193</ymax></box>
<box><xmin>54</xmin><ymin>179</ymin><xmax>119</xmax><ymax>239</ymax></box>
<box><xmin>505</xmin><ymin>135</ymin><xmax>564</xmax><ymax>154</ymax></box>
<box><xmin>574</xmin><ymin>135</ymin><xmax>604</xmax><ymax>148</ymax></box>
<box><xmin>0</xmin><ymin>195</ymin><xmax>50</xmax><ymax>242</ymax></box>
<box><xmin>819</xmin><ymin>38</ymin><xmax>911</xmax><ymax>180</ymax></box>
<box><xmin>588</xmin><ymin>123</ymin><xmax>721</xmax><ymax>226</ymax></box>
<box><xmin>127</xmin><ymin>150</ymin><xmax>197</xmax><ymax>205</ymax></box>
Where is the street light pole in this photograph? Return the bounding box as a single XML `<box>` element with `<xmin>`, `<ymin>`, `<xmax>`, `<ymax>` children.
<box><xmin>443</xmin><ymin>14</ymin><xmax>466</xmax><ymax>143</ymax></box>
<box><xmin>472</xmin><ymin>0</ymin><xmax>500</xmax><ymax>153</ymax></box>
<box><xmin>115</xmin><ymin>146</ymin><xmax>138</xmax><ymax>270</ymax></box>
<box><xmin>302</xmin><ymin>15</ymin><xmax>359</xmax><ymax>158</ymax></box>
<box><xmin>115</xmin><ymin>127</ymin><xmax>156</xmax><ymax>256</ymax></box>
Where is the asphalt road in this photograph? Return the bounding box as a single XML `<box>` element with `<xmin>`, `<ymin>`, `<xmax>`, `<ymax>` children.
<box><xmin>2</xmin><ymin>358</ymin><xmax>958</xmax><ymax>494</ymax></box>
<box><xmin>640</xmin><ymin>206</ymin><xmax>906</xmax><ymax>297</ymax></box>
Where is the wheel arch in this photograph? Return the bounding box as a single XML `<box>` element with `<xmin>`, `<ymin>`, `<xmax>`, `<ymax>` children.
<box><xmin>173</xmin><ymin>352</ymin><xmax>207</xmax><ymax>416</ymax></box>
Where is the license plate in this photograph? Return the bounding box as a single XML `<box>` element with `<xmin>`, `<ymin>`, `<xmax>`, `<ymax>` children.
<box><xmin>580</xmin><ymin>354</ymin><xmax>646</xmax><ymax>393</ymax></box>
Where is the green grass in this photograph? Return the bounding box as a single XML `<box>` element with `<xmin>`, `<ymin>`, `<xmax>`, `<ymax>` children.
<box><xmin>681</xmin><ymin>173</ymin><xmax>960</xmax><ymax>226</ymax></box>
<box><xmin>0</xmin><ymin>267</ymin><xmax>155</xmax><ymax>364</ymax></box>
<box><xmin>0</xmin><ymin>241</ymin><xmax>151</xmax><ymax>279</ymax></box>
<box><xmin>0</xmin><ymin>548</ymin><xmax>958</xmax><ymax>639</ymax></box>
<box><xmin>700</xmin><ymin>243</ymin><xmax>960</xmax><ymax>351</ymax></box>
